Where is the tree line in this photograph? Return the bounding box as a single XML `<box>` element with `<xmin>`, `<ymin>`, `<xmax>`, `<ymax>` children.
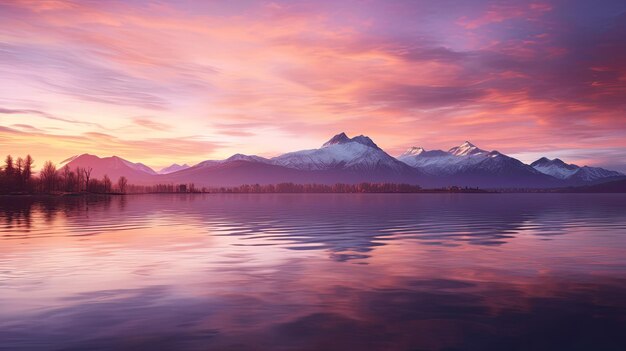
<box><xmin>208</xmin><ymin>183</ymin><xmax>425</xmax><ymax>193</ymax></box>
<box><xmin>125</xmin><ymin>182</ymin><xmax>425</xmax><ymax>193</ymax></box>
<box><xmin>0</xmin><ymin>154</ymin><xmax>128</xmax><ymax>195</ymax></box>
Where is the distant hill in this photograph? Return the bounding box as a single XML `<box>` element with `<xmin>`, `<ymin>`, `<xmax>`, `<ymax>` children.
<box><xmin>531</xmin><ymin>157</ymin><xmax>623</xmax><ymax>184</ymax></box>
<box><xmin>397</xmin><ymin>141</ymin><xmax>559</xmax><ymax>188</ymax></box>
<box><xmin>61</xmin><ymin>154</ymin><xmax>157</xmax><ymax>184</ymax></box>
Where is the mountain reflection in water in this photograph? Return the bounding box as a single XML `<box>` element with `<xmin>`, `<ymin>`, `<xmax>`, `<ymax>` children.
<box><xmin>1</xmin><ymin>194</ymin><xmax>625</xmax><ymax>350</ymax></box>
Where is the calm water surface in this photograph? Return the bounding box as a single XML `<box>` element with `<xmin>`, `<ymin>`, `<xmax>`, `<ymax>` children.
<box><xmin>1</xmin><ymin>194</ymin><xmax>625</xmax><ymax>350</ymax></box>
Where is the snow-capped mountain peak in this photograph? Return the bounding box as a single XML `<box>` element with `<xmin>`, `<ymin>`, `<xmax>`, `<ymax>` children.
<box><xmin>273</xmin><ymin>133</ymin><xmax>411</xmax><ymax>173</ymax></box>
<box><xmin>400</xmin><ymin>147</ymin><xmax>426</xmax><ymax>157</ymax></box>
<box><xmin>350</xmin><ymin>135</ymin><xmax>379</xmax><ymax>149</ymax></box>
<box><xmin>225</xmin><ymin>154</ymin><xmax>270</xmax><ymax>163</ymax></box>
<box><xmin>192</xmin><ymin>153</ymin><xmax>270</xmax><ymax>169</ymax></box>
<box><xmin>321</xmin><ymin>132</ymin><xmax>380</xmax><ymax>149</ymax></box>
<box><xmin>322</xmin><ymin>132</ymin><xmax>351</xmax><ymax>147</ymax></box>
<box><xmin>396</xmin><ymin>140</ymin><xmax>545</xmax><ymax>183</ymax></box>
<box><xmin>448</xmin><ymin>141</ymin><xmax>485</xmax><ymax>156</ymax></box>
<box><xmin>530</xmin><ymin>157</ymin><xmax>579</xmax><ymax>179</ymax></box>
<box><xmin>531</xmin><ymin>157</ymin><xmax>623</xmax><ymax>181</ymax></box>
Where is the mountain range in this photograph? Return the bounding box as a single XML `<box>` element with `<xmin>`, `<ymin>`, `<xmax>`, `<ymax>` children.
<box><xmin>530</xmin><ymin>157</ymin><xmax>623</xmax><ymax>182</ymax></box>
<box><xmin>59</xmin><ymin>133</ymin><xmax>624</xmax><ymax>189</ymax></box>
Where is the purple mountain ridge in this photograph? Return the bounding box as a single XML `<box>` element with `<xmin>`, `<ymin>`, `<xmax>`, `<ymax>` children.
<box><xmin>60</xmin><ymin>154</ymin><xmax>157</xmax><ymax>184</ymax></box>
<box><xmin>530</xmin><ymin>157</ymin><xmax>623</xmax><ymax>184</ymax></box>
<box><xmin>59</xmin><ymin>133</ymin><xmax>624</xmax><ymax>189</ymax></box>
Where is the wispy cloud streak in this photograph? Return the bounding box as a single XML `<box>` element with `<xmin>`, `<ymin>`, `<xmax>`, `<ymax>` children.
<box><xmin>0</xmin><ymin>0</ymin><xmax>623</xmax><ymax>170</ymax></box>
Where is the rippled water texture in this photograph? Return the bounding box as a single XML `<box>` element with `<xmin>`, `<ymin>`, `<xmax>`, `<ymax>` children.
<box><xmin>1</xmin><ymin>194</ymin><xmax>625</xmax><ymax>350</ymax></box>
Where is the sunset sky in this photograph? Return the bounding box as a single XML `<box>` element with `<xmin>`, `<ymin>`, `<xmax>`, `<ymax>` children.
<box><xmin>0</xmin><ymin>0</ymin><xmax>624</xmax><ymax>171</ymax></box>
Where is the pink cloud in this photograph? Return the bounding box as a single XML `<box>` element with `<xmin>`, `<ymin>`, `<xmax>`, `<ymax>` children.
<box><xmin>0</xmin><ymin>0</ymin><xmax>623</xmax><ymax>170</ymax></box>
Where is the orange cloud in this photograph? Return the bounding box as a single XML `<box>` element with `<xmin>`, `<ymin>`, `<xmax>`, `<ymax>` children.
<box><xmin>0</xmin><ymin>0</ymin><xmax>623</xmax><ymax>171</ymax></box>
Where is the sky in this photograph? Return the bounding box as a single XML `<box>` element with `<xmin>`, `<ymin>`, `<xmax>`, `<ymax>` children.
<box><xmin>0</xmin><ymin>0</ymin><xmax>625</xmax><ymax>172</ymax></box>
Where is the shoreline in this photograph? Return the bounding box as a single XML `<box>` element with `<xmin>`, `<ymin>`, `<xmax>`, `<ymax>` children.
<box><xmin>1</xmin><ymin>190</ymin><xmax>624</xmax><ymax>197</ymax></box>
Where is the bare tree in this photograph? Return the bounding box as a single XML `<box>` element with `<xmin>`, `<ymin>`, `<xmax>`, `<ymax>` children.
<box><xmin>61</xmin><ymin>165</ymin><xmax>71</xmax><ymax>192</ymax></box>
<box><xmin>23</xmin><ymin>155</ymin><xmax>33</xmax><ymax>192</ymax></box>
<box><xmin>75</xmin><ymin>167</ymin><xmax>84</xmax><ymax>191</ymax></box>
<box><xmin>82</xmin><ymin>167</ymin><xmax>93</xmax><ymax>192</ymax></box>
<box><xmin>102</xmin><ymin>174</ymin><xmax>112</xmax><ymax>193</ymax></box>
<box><xmin>117</xmin><ymin>176</ymin><xmax>128</xmax><ymax>194</ymax></box>
<box><xmin>40</xmin><ymin>161</ymin><xmax>57</xmax><ymax>193</ymax></box>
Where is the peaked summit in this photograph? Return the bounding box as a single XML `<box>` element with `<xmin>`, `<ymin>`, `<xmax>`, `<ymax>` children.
<box><xmin>273</xmin><ymin>132</ymin><xmax>410</xmax><ymax>173</ymax></box>
<box><xmin>322</xmin><ymin>132</ymin><xmax>380</xmax><ymax>149</ymax></box>
<box><xmin>322</xmin><ymin>132</ymin><xmax>351</xmax><ymax>147</ymax></box>
<box><xmin>448</xmin><ymin>141</ymin><xmax>485</xmax><ymax>156</ymax></box>
<box><xmin>531</xmin><ymin>157</ymin><xmax>623</xmax><ymax>182</ymax></box>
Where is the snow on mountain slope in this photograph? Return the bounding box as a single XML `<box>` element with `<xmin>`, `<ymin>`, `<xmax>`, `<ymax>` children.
<box><xmin>272</xmin><ymin>132</ymin><xmax>413</xmax><ymax>173</ymax></box>
<box><xmin>398</xmin><ymin>142</ymin><xmax>494</xmax><ymax>175</ymax></box>
<box><xmin>159</xmin><ymin>163</ymin><xmax>190</xmax><ymax>174</ymax></box>
<box><xmin>225</xmin><ymin>154</ymin><xmax>271</xmax><ymax>163</ymax></box>
<box><xmin>573</xmin><ymin>166</ymin><xmax>623</xmax><ymax>182</ymax></box>
<box><xmin>448</xmin><ymin>141</ymin><xmax>485</xmax><ymax>156</ymax></box>
<box><xmin>162</xmin><ymin>134</ymin><xmax>420</xmax><ymax>186</ymax></box>
<box><xmin>193</xmin><ymin>154</ymin><xmax>271</xmax><ymax>169</ymax></box>
<box><xmin>531</xmin><ymin>157</ymin><xmax>623</xmax><ymax>182</ymax></box>
<box><xmin>530</xmin><ymin>158</ymin><xmax>579</xmax><ymax>179</ymax></box>
<box><xmin>397</xmin><ymin>142</ymin><xmax>543</xmax><ymax>177</ymax></box>
<box><xmin>402</xmin><ymin>147</ymin><xmax>426</xmax><ymax>157</ymax></box>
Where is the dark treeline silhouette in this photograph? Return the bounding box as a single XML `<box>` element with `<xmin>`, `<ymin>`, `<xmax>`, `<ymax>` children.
<box><xmin>123</xmin><ymin>182</ymin><xmax>426</xmax><ymax>194</ymax></box>
<box><xmin>209</xmin><ymin>183</ymin><xmax>425</xmax><ymax>193</ymax></box>
<box><xmin>0</xmin><ymin>154</ymin><xmax>35</xmax><ymax>194</ymax></box>
<box><xmin>125</xmin><ymin>182</ymin><xmax>484</xmax><ymax>193</ymax></box>
<box><xmin>0</xmin><ymin>154</ymin><xmax>128</xmax><ymax>195</ymax></box>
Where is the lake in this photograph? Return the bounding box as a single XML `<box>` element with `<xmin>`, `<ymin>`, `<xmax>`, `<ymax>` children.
<box><xmin>1</xmin><ymin>194</ymin><xmax>625</xmax><ymax>350</ymax></box>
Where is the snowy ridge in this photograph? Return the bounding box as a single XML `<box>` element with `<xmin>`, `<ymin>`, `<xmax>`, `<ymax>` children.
<box><xmin>530</xmin><ymin>158</ymin><xmax>578</xmax><ymax>179</ymax></box>
<box><xmin>191</xmin><ymin>154</ymin><xmax>270</xmax><ymax>170</ymax></box>
<box><xmin>396</xmin><ymin>142</ymin><xmax>528</xmax><ymax>176</ymax></box>
<box><xmin>448</xmin><ymin>141</ymin><xmax>485</xmax><ymax>156</ymax></box>
<box><xmin>225</xmin><ymin>154</ymin><xmax>271</xmax><ymax>163</ymax></box>
<box><xmin>400</xmin><ymin>147</ymin><xmax>426</xmax><ymax>157</ymax></box>
<box><xmin>574</xmin><ymin>166</ymin><xmax>623</xmax><ymax>181</ymax></box>
<box><xmin>531</xmin><ymin>157</ymin><xmax>623</xmax><ymax>181</ymax></box>
<box><xmin>272</xmin><ymin>132</ymin><xmax>408</xmax><ymax>172</ymax></box>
